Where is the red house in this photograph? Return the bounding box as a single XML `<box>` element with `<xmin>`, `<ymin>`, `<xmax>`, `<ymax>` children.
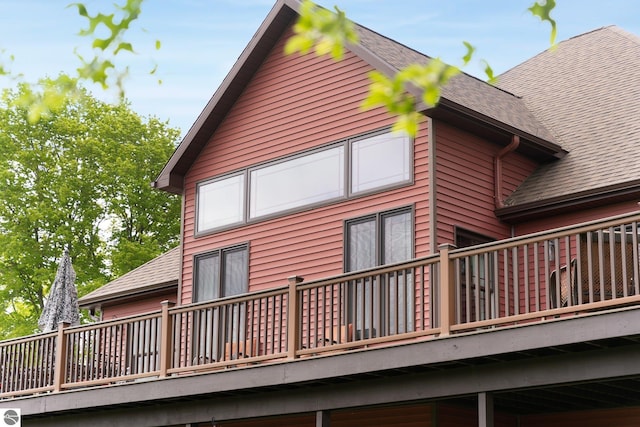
<box><xmin>3</xmin><ymin>1</ymin><xmax>640</xmax><ymax>426</ymax></box>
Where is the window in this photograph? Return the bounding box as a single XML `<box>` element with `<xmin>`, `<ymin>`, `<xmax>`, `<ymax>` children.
<box><xmin>196</xmin><ymin>174</ymin><xmax>244</xmax><ymax>233</ymax></box>
<box><xmin>194</xmin><ymin>244</ymin><xmax>249</xmax><ymax>302</ymax></box>
<box><xmin>345</xmin><ymin>207</ymin><xmax>414</xmax><ymax>338</ymax></box>
<box><xmin>192</xmin><ymin>245</ymin><xmax>249</xmax><ymax>362</ymax></box>
<box><xmin>351</xmin><ymin>132</ymin><xmax>411</xmax><ymax>194</ymax></box>
<box><xmin>455</xmin><ymin>228</ymin><xmax>495</xmax><ymax>322</ymax></box>
<box><xmin>250</xmin><ymin>146</ymin><xmax>344</xmax><ymax>219</ymax></box>
<box><xmin>195</xmin><ymin>129</ymin><xmax>413</xmax><ymax>234</ymax></box>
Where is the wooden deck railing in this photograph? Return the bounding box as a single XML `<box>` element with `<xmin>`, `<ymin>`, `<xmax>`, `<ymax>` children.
<box><xmin>2</xmin><ymin>211</ymin><xmax>639</xmax><ymax>399</ymax></box>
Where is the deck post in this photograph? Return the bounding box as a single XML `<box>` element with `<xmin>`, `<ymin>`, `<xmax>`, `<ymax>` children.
<box><xmin>53</xmin><ymin>322</ymin><xmax>70</xmax><ymax>392</ymax></box>
<box><xmin>316</xmin><ymin>410</ymin><xmax>330</xmax><ymax>426</ymax></box>
<box><xmin>159</xmin><ymin>300</ymin><xmax>176</xmax><ymax>378</ymax></box>
<box><xmin>438</xmin><ymin>244</ymin><xmax>456</xmax><ymax>336</ymax></box>
<box><xmin>287</xmin><ymin>276</ymin><xmax>304</xmax><ymax>360</ymax></box>
<box><xmin>478</xmin><ymin>392</ymin><xmax>495</xmax><ymax>427</ymax></box>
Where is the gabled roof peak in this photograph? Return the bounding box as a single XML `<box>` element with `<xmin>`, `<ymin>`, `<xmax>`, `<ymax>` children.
<box><xmin>153</xmin><ymin>0</ymin><xmax>561</xmax><ymax>194</ymax></box>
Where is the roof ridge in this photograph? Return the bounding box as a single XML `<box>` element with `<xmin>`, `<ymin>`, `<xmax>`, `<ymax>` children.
<box><xmin>354</xmin><ymin>22</ymin><xmax>524</xmax><ymax>101</ymax></box>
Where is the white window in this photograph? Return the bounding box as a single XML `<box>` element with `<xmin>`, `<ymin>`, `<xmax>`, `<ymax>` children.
<box><xmin>196</xmin><ymin>174</ymin><xmax>244</xmax><ymax>233</ymax></box>
<box><xmin>250</xmin><ymin>146</ymin><xmax>345</xmax><ymax>219</ymax></box>
<box><xmin>195</xmin><ymin>129</ymin><xmax>412</xmax><ymax>233</ymax></box>
<box><xmin>351</xmin><ymin>132</ymin><xmax>411</xmax><ymax>194</ymax></box>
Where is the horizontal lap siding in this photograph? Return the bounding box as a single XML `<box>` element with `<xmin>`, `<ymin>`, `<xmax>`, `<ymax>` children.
<box><xmin>514</xmin><ymin>201</ymin><xmax>640</xmax><ymax>236</ymax></box>
<box><xmin>181</xmin><ymin>27</ymin><xmax>430</xmax><ymax>304</ymax></box>
<box><xmin>101</xmin><ymin>289</ymin><xmax>176</xmax><ymax>320</ymax></box>
<box><xmin>435</xmin><ymin>120</ymin><xmax>535</xmax><ymax>243</ymax></box>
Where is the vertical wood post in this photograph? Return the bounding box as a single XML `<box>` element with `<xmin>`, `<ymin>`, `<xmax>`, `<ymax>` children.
<box><xmin>478</xmin><ymin>392</ymin><xmax>495</xmax><ymax>427</ymax></box>
<box><xmin>159</xmin><ymin>300</ymin><xmax>176</xmax><ymax>378</ymax></box>
<box><xmin>316</xmin><ymin>410</ymin><xmax>330</xmax><ymax>427</ymax></box>
<box><xmin>53</xmin><ymin>322</ymin><xmax>70</xmax><ymax>392</ymax></box>
<box><xmin>439</xmin><ymin>244</ymin><xmax>456</xmax><ymax>336</ymax></box>
<box><xmin>287</xmin><ymin>276</ymin><xmax>304</xmax><ymax>360</ymax></box>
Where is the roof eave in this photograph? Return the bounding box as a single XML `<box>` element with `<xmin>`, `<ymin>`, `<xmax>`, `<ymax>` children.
<box><xmin>346</xmin><ymin>33</ymin><xmax>563</xmax><ymax>160</ymax></box>
<box><xmin>153</xmin><ymin>0</ymin><xmax>301</xmax><ymax>194</ymax></box>
<box><xmin>496</xmin><ymin>181</ymin><xmax>640</xmax><ymax>223</ymax></box>
<box><xmin>78</xmin><ymin>280</ymin><xmax>178</xmax><ymax>310</ymax></box>
<box><xmin>427</xmin><ymin>98</ymin><xmax>565</xmax><ymax>161</ymax></box>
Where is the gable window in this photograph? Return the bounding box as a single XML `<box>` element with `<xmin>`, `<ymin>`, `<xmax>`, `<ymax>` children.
<box><xmin>345</xmin><ymin>207</ymin><xmax>414</xmax><ymax>339</ymax></box>
<box><xmin>194</xmin><ymin>244</ymin><xmax>249</xmax><ymax>302</ymax></box>
<box><xmin>250</xmin><ymin>146</ymin><xmax>344</xmax><ymax>218</ymax></box>
<box><xmin>195</xmin><ymin>128</ymin><xmax>412</xmax><ymax>234</ymax></box>
<box><xmin>196</xmin><ymin>174</ymin><xmax>244</xmax><ymax>233</ymax></box>
<box><xmin>351</xmin><ymin>132</ymin><xmax>411</xmax><ymax>194</ymax></box>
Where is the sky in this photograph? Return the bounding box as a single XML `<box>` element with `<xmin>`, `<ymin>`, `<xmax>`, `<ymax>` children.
<box><xmin>0</xmin><ymin>0</ymin><xmax>639</xmax><ymax>139</ymax></box>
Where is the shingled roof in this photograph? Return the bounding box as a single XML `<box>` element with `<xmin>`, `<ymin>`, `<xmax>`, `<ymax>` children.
<box><xmin>354</xmin><ymin>25</ymin><xmax>558</xmax><ymax>146</ymax></box>
<box><xmin>496</xmin><ymin>26</ymin><xmax>640</xmax><ymax>218</ymax></box>
<box><xmin>78</xmin><ymin>247</ymin><xmax>180</xmax><ymax>309</ymax></box>
<box><xmin>153</xmin><ymin>0</ymin><xmax>562</xmax><ymax>194</ymax></box>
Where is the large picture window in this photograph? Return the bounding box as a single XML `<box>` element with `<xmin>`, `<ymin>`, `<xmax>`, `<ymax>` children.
<box><xmin>250</xmin><ymin>146</ymin><xmax>344</xmax><ymax>218</ymax></box>
<box><xmin>345</xmin><ymin>207</ymin><xmax>414</xmax><ymax>339</ymax></box>
<box><xmin>196</xmin><ymin>129</ymin><xmax>412</xmax><ymax>234</ymax></box>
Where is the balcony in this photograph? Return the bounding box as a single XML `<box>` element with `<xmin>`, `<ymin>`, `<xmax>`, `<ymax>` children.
<box><xmin>2</xmin><ymin>211</ymin><xmax>640</xmax><ymax>400</ymax></box>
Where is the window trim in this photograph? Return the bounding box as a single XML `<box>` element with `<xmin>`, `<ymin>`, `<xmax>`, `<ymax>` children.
<box><xmin>195</xmin><ymin>128</ymin><xmax>414</xmax><ymax>237</ymax></box>
<box><xmin>193</xmin><ymin>243</ymin><xmax>250</xmax><ymax>303</ymax></box>
<box><xmin>195</xmin><ymin>171</ymin><xmax>247</xmax><ymax>234</ymax></box>
<box><xmin>343</xmin><ymin>205</ymin><xmax>415</xmax><ymax>272</ymax></box>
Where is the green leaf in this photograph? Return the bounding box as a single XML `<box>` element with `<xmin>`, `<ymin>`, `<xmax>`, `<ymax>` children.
<box><xmin>114</xmin><ymin>42</ymin><xmax>134</xmax><ymax>55</ymax></box>
<box><xmin>286</xmin><ymin>0</ymin><xmax>359</xmax><ymax>60</ymax></box>
<box><xmin>482</xmin><ymin>60</ymin><xmax>497</xmax><ymax>84</ymax></box>
<box><xmin>462</xmin><ymin>41</ymin><xmax>475</xmax><ymax>65</ymax></box>
<box><xmin>528</xmin><ymin>0</ymin><xmax>557</xmax><ymax>45</ymax></box>
<box><xmin>155</xmin><ymin>39</ymin><xmax>161</xmax><ymax>50</ymax></box>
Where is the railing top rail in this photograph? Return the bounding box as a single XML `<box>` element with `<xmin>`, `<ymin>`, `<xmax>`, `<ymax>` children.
<box><xmin>63</xmin><ymin>310</ymin><xmax>163</xmax><ymax>335</ymax></box>
<box><xmin>450</xmin><ymin>210</ymin><xmax>640</xmax><ymax>258</ymax></box>
<box><xmin>0</xmin><ymin>330</ymin><xmax>57</xmax><ymax>347</ymax></box>
<box><xmin>170</xmin><ymin>285</ymin><xmax>289</xmax><ymax>314</ymax></box>
<box><xmin>296</xmin><ymin>253</ymin><xmax>440</xmax><ymax>290</ymax></box>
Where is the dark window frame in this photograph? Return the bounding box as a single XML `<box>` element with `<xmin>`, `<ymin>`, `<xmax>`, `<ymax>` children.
<box><xmin>193</xmin><ymin>243</ymin><xmax>250</xmax><ymax>303</ymax></box>
<box><xmin>344</xmin><ymin>206</ymin><xmax>415</xmax><ymax>272</ymax></box>
<box><xmin>343</xmin><ymin>206</ymin><xmax>415</xmax><ymax>339</ymax></box>
<box><xmin>195</xmin><ymin>127</ymin><xmax>414</xmax><ymax>236</ymax></box>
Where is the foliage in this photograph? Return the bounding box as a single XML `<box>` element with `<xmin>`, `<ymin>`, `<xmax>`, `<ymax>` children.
<box><xmin>529</xmin><ymin>0</ymin><xmax>558</xmax><ymax>44</ymax></box>
<box><xmin>284</xmin><ymin>0</ymin><xmax>358</xmax><ymax>60</ymax></box>
<box><xmin>0</xmin><ymin>81</ymin><xmax>180</xmax><ymax>339</ymax></box>
<box><xmin>288</xmin><ymin>0</ymin><xmax>557</xmax><ymax>136</ymax></box>
<box><xmin>0</xmin><ymin>0</ymin><xmax>159</xmax><ymax>124</ymax></box>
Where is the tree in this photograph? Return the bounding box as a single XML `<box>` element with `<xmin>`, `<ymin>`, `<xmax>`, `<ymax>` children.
<box><xmin>0</xmin><ymin>80</ymin><xmax>180</xmax><ymax>339</ymax></box>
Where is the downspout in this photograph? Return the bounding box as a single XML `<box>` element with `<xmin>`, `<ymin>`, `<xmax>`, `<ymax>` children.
<box><xmin>428</xmin><ymin>118</ymin><xmax>437</xmax><ymax>253</ymax></box>
<box><xmin>494</xmin><ymin>135</ymin><xmax>520</xmax><ymax>209</ymax></box>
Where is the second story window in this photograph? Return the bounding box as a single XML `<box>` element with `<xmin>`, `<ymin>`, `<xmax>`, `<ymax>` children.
<box><xmin>345</xmin><ymin>207</ymin><xmax>414</xmax><ymax>339</ymax></box>
<box><xmin>196</xmin><ymin>174</ymin><xmax>245</xmax><ymax>233</ymax></box>
<box><xmin>194</xmin><ymin>244</ymin><xmax>249</xmax><ymax>302</ymax></box>
<box><xmin>195</xmin><ymin>128</ymin><xmax>413</xmax><ymax>235</ymax></box>
<box><xmin>351</xmin><ymin>132</ymin><xmax>411</xmax><ymax>194</ymax></box>
<box><xmin>250</xmin><ymin>146</ymin><xmax>345</xmax><ymax>218</ymax></box>
<box><xmin>346</xmin><ymin>207</ymin><xmax>413</xmax><ymax>271</ymax></box>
